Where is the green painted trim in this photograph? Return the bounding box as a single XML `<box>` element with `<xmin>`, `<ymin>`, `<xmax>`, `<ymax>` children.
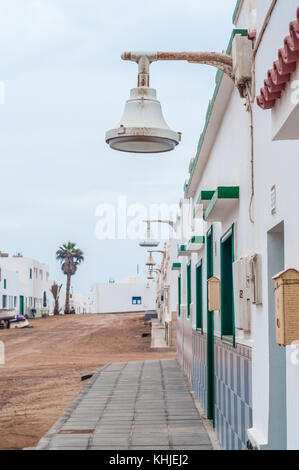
<box><xmin>187</xmin><ymin>261</ymin><xmax>192</xmax><ymax>319</ymax></box>
<box><xmin>178</xmin><ymin>275</ymin><xmax>181</xmax><ymax>317</ymax></box>
<box><xmin>232</xmin><ymin>0</ymin><xmax>242</xmax><ymax>23</ymax></box>
<box><xmin>206</xmin><ymin>225</ymin><xmax>215</xmax><ymax>424</ymax></box>
<box><xmin>197</xmin><ymin>190</ymin><xmax>215</xmax><ymax>205</ymax></box>
<box><xmin>172</xmin><ymin>262</ymin><xmax>181</xmax><ymax>271</ymax></box>
<box><xmin>204</xmin><ymin>186</ymin><xmax>240</xmax><ymax>221</ymax></box>
<box><xmin>220</xmin><ymin>224</ymin><xmax>236</xmax><ymax>347</ymax></box>
<box><xmin>178</xmin><ymin>244</ymin><xmax>190</xmax><ymax>256</ymax></box>
<box><xmin>196</xmin><ymin>260</ymin><xmax>203</xmax><ymax>332</ymax></box>
<box><xmin>189</xmin><ymin>236</ymin><xmax>205</xmax><ymax>244</ymax></box>
<box><xmin>184</xmin><ymin>29</ymin><xmax>248</xmax><ymax>198</ymax></box>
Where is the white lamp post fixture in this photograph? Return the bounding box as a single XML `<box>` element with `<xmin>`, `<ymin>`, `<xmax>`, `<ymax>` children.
<box><xmin>139</xmin><ymin>220</ymin><xmax>159</xmax><ymax>247</ymax></box>
<box><xmin>106</xmin><ymin>50</ymin><xmax>238</xmax><ymax>154</ymax></box>
<box><xmin>106</xmin><ymin>53</ymin><xmax>182</xmax><ymax>154</ymax></box>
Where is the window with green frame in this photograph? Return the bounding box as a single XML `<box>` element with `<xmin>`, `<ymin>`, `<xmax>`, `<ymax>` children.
<box><xmin>196</xmin><ymin>261</ymin><xmax>203</xmax><ymax>330</ymax></box>
<box><xmin>178</xmin><ymin>275</ymin><xmax>181</xmax><ymax>317</ymax></box>
<box><xmin>220</xmin><ymin>224</ymin><xmax>235</xmax><ymax>344</ymax></box>
<box><xmin>3</xmin><ymin>279</ymin><xmax>6</xmax><ymax>289</ymax></box>
<box><xmin>187</xmin><ymin>261</ymin><xmax>191</xmax><ymax>318</ymax></box>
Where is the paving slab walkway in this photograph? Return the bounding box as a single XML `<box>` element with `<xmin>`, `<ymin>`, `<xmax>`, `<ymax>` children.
<box><xmin>35</xmin><ymin>359</ymin><xmax>213</xmax><ymax>450</ymax></box>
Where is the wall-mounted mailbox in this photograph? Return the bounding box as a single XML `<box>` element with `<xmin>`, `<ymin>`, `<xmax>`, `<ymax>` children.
<box><xmin>208</xmin><ymin>276</ymin><xmax>221</xmax><ymax>311</ymax></box>
<box><xmin>273</xmin><ymin>268</ymin><xmax>299</xmax><ymax>347</ymax></box>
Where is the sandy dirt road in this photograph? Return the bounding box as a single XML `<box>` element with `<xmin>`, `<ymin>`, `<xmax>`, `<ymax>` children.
<box><xmin>0</xmin><ymin>313</ymin><xmax>175</xmax><ymax>450</ymax></box>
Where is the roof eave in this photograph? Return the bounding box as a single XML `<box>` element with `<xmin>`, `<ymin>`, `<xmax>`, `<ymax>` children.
<box><xmin>185</xmin><ymin>74</ymin><xmax>235</xmax><ymax>199</ymax></box>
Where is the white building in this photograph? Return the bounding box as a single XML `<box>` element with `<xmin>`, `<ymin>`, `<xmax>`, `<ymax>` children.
<box><xmin>91</xmin><ymin>276</ymin><xmax>156</xmax><ymax>314</ymax></box>
<box><xmin>0</xmin><ymin>252</ymin><xmax>51</xmax><ymax>317</ymax></box>
<box><xmin>157</xmin><ymin>0</ymin><xmax>299</xmax><ymax>450</ymax></box>
<box><xmin>154</xmin><ymin>240</ymin><xmax>179</xmax><ymax>346</ymax></box>
<box><xmin>70</xmin><ymin>292</ymin><xmax>93</xmax><ymax>314</ymax></box>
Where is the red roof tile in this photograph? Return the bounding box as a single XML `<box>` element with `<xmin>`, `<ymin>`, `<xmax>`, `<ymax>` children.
<box><xmin>257</xmin><ymin>7</ymin><xmax>299</xmax><ymax>110</ymax></box>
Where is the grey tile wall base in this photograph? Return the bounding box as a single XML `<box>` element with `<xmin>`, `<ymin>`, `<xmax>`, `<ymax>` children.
<box><xmin>192</xmin><ymin>332</ymin><xmax>253</xmax><ymax>450</ymax></box>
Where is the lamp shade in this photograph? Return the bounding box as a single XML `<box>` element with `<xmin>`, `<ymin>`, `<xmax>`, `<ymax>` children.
<box><xmin>106</xmin><ymin>87</ymin><xmax>181</xmax><ymax>154</ymax></box>
<box><xmin>139</xmin><ymin>225</ymin><xmax>159</xmax><ymax>248</ymax></box>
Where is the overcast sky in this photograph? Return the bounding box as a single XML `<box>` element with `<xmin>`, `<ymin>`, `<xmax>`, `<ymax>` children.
<box><xmin>0</xmin><ymin>0</ymin><xmax>237</xmax><ymax>292</ymax></box>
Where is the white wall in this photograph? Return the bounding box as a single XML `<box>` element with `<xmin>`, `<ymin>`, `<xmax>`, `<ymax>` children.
<box><xmin>171</xmin><ymin>0</ymin><xmax>299</xmax><ymax>449</ymax></box>
<box><xmin>0</xmin><ymin>256</ymin><xmax>51</xmax><ymax>315</ymax></box>
<box><xmin>91</xmin><ymin>280</ymin><xmax>155</xmax><ymax>314</ymax></box>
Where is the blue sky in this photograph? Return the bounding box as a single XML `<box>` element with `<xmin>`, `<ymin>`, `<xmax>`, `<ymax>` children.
<box><xmin>0</xmin><ymin>0</ymin><xmax>237</xmax><ymax>292</ymax></box>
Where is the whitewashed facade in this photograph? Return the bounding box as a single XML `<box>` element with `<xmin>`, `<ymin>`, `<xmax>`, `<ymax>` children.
<box><xmin>0</xmin><ymin>254</ymin><xmax>51</xmax><ymax>316</ymax></box>
<box><xmin>157</xmin><ymin>0</ymin><xmax>299</xmax><ymax>450</ymax></box>
<box><xmin>91</xmin><ymin>276</ymin><xmax>156</xmax><ymax>314</ymax></box>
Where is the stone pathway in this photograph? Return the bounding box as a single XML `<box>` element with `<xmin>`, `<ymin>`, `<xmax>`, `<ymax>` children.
<box><xmin>35</xmin><ymin>359</ymin><xmax>212</xmax><ymax>450</ymax></box>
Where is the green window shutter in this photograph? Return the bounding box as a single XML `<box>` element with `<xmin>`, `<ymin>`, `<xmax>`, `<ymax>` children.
<box><xmin>4</xmin><ymin>279</ymin><xmax>6</xmax><ymax>289</ymax></box>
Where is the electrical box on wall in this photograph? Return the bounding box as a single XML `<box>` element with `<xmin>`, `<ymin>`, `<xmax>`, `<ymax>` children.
<box><xmin>273</xmin><ymin>269</ymin><xmax>299</xmax><ymax>347</ymax></box>
<box><xmin>232</xmin><ymin>34</ymin><xmax>253</xmax><ymax>88</ymax></box>
<box><xmin>233</xmin><ymin>257</ymin><xmax>251</xmax><ymax>331</ymax></box>
<box><xmin>208</xmin><ymin>276</ymin><xmax>220</xmax><ymax>311</ymax></box>
<box><xmin>233</xmin><ymin>254</ymin><xmax>262</xmax><ymax>332</ymax></box>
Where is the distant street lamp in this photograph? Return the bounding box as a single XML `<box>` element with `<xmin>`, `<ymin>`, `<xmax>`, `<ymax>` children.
<box><xmin>106</xmin><ymin>50</ymin><xmax>237</xmax><ymax>154</ymax></box>
<box><xmin>145</xmin><ymin>252</ymin><xmax>156</xmax><ymax>268</ymax></box>
<box><xmin>139</xmin><ymin>220</ymin><xmax>159</xmax><ymax>247</ymax></box>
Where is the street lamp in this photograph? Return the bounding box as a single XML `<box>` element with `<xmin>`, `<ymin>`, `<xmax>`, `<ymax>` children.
<box><xmin>106</xmin><ymin>53</ymin><xmax>181</xmax><ymax>153</ymax></box>
<box><xmin>106</xmin><ymin>50</ymin><xmax>237</xmax><ymax>154</ymax></box>
<box><xmin>139</xmin><ymin>220</ymin><xmax>159</xmax><ymax>247</ymax></box>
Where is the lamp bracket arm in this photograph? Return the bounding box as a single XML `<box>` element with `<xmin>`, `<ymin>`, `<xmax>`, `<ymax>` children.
<box><xmin>121</xmin><ymin>51</ymin><xmax>234</xmax><ymax>81</ymax></box>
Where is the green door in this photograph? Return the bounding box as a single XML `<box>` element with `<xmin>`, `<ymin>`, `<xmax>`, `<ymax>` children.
<box><xmin>187</xmin><ymin>262</ymin><xmax>191</xmax><ymax>318</ymax></box>
<box><xmin>178</xmin><ymin>275</ymin><xmax>181</xmax><ymax>317</ymax></box>
<box><xmin>220</xmin><ymin>226</ymin><xmax>235</xmax><ymax>342</ymax></box>
<box><xmin>19</xmin><ymin>296</ymin><xmax>24</xmax><ymax>315</ymax></box>
<box><xmin>196</xmin><ymin>261</ymin><xmax>203</xmax><ymax>331</ymax></box>
<box><xmin>206</xmin><ymin>226</ymin><xmax>214</xmax><ymax>423</ymax></box>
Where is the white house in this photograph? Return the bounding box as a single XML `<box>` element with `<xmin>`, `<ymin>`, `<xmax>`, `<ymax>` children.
<box><xmin>154</xmin><ymin>240</ymin><xmax>179</xmax><ymax>346</ymax></box>
<box><xmin>156</xmin><ymin>0</ymin><xmax>299</xmax><ymax>450</ymax></box>
<box><xmin>91</xmin><ymin>276</ymin><xmax>156</xmax><ymax>314</ymax></box>
<box><xmin>0</xmin><ymin>252</ymin><xmax>51</xmax><ymax>317</ymax></box>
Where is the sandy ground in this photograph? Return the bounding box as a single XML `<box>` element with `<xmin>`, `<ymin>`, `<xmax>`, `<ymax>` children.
<box><xmin>0</xmin><ymin>313</ymin><xmax>175</xmax><ymax>450</ymax></box>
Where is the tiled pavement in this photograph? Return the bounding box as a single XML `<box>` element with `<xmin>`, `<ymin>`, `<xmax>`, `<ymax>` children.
<box><xmin>35</xmin><ymin>359</ymin><xmax>213</xmax><ymax>450</ymax></box>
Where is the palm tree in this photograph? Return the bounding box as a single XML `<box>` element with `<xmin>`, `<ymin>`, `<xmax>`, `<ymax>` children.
<box><xmin>50</xmin><ymin>282</ymin><xmax>62</xmax><ymax>316</ymax></box>
<box><xmin>56</xmin><ymin>242</ymin><xmax>84</xmax><ymax>314</ymax></box>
